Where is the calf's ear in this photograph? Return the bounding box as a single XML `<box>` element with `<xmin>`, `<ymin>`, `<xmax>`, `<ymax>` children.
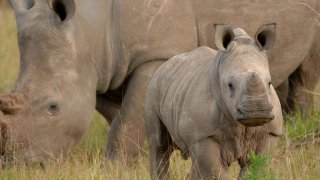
<box><xmin>255</xmin><ymin>23</ymin><xmax>276</xmax><ymax>50</ymax></box>
<box><xmin>8</xmin><ymin>0</ymin><xmax>34</xmax><ymax>15</ymax></box>
<box><xmin>49</xmin><ymin>0</ymin><xmax>75</xmax><ymax>22</ymax></box>
<box><xmin>214</xmin><ymin>24</ymin><xmax>234</xmax><ymax>51</ymax></box>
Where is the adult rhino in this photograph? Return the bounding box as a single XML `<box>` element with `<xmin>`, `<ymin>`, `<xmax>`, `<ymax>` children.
<box><xmin>0</xmin><ymin>0</ymin><xmax>319</xmax><ymax>164</ymax></box>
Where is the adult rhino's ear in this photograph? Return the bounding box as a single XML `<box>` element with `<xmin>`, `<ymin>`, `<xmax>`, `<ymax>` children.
<box><xmin>8</xmin><ymin>0</ymin><xmax>35</xmax><ymax>15</ymax></box>
<box><xmin>49</xmin><ymin>0</ymin><xmax>75</xmax><ymax>22</ymax></box>
<box><xmin>255</xmin><ymin>23</ymin><xmax>276</xmax><ymax>50</ymax></box>
<box><xmin>214</xmin><ymin>24</ymin><xmax>234</xmax><ymax>51</ymax></box>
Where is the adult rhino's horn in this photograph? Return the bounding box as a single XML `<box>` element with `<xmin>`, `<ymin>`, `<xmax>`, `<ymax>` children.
<box><xmin>0</xmin><ymin>93</ymin><xmax>26</xmax><ymax>115</ymax></box>
<box><xmin>246</xmin><ymin>72</ymin><xmax>265</xmax><ymax>95</ymax></box>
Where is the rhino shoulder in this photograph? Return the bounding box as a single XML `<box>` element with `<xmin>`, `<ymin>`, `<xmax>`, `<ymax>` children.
<box><xmin>153</xmin><ymin>46</ymin><xmax>216</xmax><ymax>80</ymax></box>
<box><xmin>191</xmin><ymin>46</ymin><xmax>217</xmax><ymax>58</ymax></box>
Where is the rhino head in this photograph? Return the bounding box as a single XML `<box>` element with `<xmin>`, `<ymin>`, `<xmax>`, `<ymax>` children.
<box><xmin>0</xmin><ymin>0</ymin><xmax>98</xmax><ymax>164</ymax></box>
<box><xmin>213</xmin><ymin>23</ymin><xmax>277</xmax><ymax>126</ymax></box>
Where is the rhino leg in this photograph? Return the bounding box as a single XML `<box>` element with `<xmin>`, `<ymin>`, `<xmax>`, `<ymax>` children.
<box><xmin>275</xmin><ymin>79</ymin><xmax>289</xmax><ymax>112</ymax></box>
<box><xmin>105</xmin><ymin>60</ymin><xmax>164</xmax><ymax>161</ymax></box>
<box><xmin>146</xmin><ymin>113</ymin><xmax>173</xmax><ymax>180</ymax></box>
<box><xmin>287</xmin><ymin>55</ymin><xmax>320</xmax><ymax>116</ymax></box>
<box><xmin>191</xmin><ymin>139</ymin><xmax>230</xmax><ymax>180</ymax></box>
<box><xmin>286</xmin><ymin>31</ymin><xmax>320</xmax><ymax>116</ymax></box>
<box><xmin>96</xmin><ymin>93</ymin><xmax>121</xmax><ymax>125</ymax></box>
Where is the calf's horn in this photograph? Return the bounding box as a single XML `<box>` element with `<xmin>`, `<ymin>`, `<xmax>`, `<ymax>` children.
<box><xmin>246</xmin><ymin>72</ymin><xmax>265</xmax><ymax>96</ymax></box>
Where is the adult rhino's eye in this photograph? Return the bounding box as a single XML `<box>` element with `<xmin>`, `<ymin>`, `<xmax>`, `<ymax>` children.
<box><xmin>269</xmin><ymin>81</ymin><xmax>272</xmax><ymax>87</ymax></box>
<box><xmin>48</xmin><ymin>103</ymin><xmax>59</xmax><ymax>115</ymax></box>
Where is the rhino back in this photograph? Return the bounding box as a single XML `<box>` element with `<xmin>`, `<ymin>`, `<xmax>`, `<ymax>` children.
<box><xmin>194</xmin><ymin>0</ymin><xmax>319</xmax><ymax>86</ymax></box>
<box><xmin>116</xmin><ymin>0</ymin><xmax>198</xmax><ymax>72</ymax></box>
<box><xmin>115</xmin><ymin>0</ymin><xmax>318</xmax><ymax>87</ymax></box>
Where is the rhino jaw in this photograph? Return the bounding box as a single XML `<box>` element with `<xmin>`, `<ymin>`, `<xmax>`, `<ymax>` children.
<box><xmin>236</xmin><ymin>108</ymin><xmax>274</xmax><ymax>126</ymax></box>
<box><xmin>236</xmin><ymin>113</ymin><xmax>274</xmax><ymax>126</ymax></box>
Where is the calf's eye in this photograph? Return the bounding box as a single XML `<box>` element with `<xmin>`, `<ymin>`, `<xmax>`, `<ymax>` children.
<box><xmin>228</xmin><ymin>82</ymin><xmax>234</xmax><ymax>91</ymax></box>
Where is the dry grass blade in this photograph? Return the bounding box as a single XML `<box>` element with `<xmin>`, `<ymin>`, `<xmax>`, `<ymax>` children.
<box><xmin>289</xmin><ymin>131</ymin><xmax>320</xmax><ymax>148</ymax></box>
<box><xmin>276</xmin><ymin>131</ymin><xmax>320</xmax><ymax>158</ymax></box>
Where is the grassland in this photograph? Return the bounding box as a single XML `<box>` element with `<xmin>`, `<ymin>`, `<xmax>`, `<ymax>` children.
<box><xmin>0</xmin><ymin>5</ymin><xmax>320</xmax><ymax>180</ymax></box>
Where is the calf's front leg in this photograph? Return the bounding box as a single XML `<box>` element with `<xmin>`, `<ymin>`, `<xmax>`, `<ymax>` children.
<box><xmin>191</xmin><ymin>139</ymin><xmax>230</xmax><ymax>180</ymax></box>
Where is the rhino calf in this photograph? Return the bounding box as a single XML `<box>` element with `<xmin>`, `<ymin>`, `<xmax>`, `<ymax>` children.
<box><xmin>145</xmin><ymin>24</ymin><xmax>283</xmax><ymax>179</ymax></box>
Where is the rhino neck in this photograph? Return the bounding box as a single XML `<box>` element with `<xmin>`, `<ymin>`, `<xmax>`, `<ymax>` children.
<box><xmin>98</xmin><ymin>0</ymin><xmax>131</xmax><ymax>92</ymax></box>
<box><xmin>74</xmin><ymin>0</ymin><xmax>128</xmax><ymax>93</ymax></box>
<box><xmin>210</xmin><ymin>51</ymin><xmax>233</xmax><ymax>120</ymax></box>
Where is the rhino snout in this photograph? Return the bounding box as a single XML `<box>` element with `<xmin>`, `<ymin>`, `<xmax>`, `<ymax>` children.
<box><xmin>236</xmin><ymin>99</ymin><xmax>274</xmax><ymax>126</ymax></box>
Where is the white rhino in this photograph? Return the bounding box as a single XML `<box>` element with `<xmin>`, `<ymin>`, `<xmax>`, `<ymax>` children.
<box><xmin>145</xmin><ymin>24</ymin><xmax>283</xmax><ymax>179</ymax></box>
<box><xmin>0</xmin><ymin>0</ymin><xmax>317</xmax><ymax>163</ymax></box>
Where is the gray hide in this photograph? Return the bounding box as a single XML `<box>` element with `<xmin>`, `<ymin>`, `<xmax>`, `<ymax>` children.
<box><xmin>0</xmin><ymin>0</ymin><xmax>317</xmax><ymax>163</ymax></box>
<box><xmin>145</xmin><ymin>24</ymin><xmax>283</xmax><ymax>179</ymax></box>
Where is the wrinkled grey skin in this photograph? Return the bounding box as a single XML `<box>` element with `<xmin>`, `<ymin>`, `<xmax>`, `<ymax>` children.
<box><xmin>145</xmin><ymin>24</ymin><xmax>283</xmax><ymax>180</ymax></box>
<box><xmin>0</xmin><ymin>0</ymin><xmax>317</xmax><ymax>164</ymax></box>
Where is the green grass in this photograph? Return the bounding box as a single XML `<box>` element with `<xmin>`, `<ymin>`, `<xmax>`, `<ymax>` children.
<box><xmin>243</xmin><ymin>153</ymin><xmax>272</xmax><ymax>180</ymax></box>
<box><xmin>1</xmin><ymin>7</ymin><xmax>320</xmax><ymax>179</ymax></box>
<box><xmin>285</xmin><ymin>111</ymin><xmax>320</xmax><ymax>140</ymax></box>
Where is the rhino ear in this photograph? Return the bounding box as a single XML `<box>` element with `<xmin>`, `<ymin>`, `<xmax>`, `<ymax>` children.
<box><xmin>214</xmin><ymin>24</ymin><xmax>234</xmax><ymax>51</ymax></box>
<box><xmin>255</xmin><ymin>23</ymin><xmax>276</xmax><ymax>50</ymax></box>
<box><xmin>49</xmin><ymin>0</ymin><xmax>75</xmax><ymax>22</ymax></box>
<box><xmin>8</xmin><ymin>0</ymin><xmax>35</xmax><ymax>15</ymax></box>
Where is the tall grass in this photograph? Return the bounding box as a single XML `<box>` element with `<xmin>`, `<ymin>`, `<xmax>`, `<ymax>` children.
<box><xmin>0</xmin><ymin>6</ymin><xmax>320</xmax><ymax>179</ymax></box>
<box><xmin>0</xmin><ymin>6</ymin><xmax>18</xmax><ymax>94</ymax></box>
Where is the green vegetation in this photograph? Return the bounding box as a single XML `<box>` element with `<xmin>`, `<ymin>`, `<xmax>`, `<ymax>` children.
<box><xmin>285</xmin><ymin>110</ymin><xmax>320</xmax><ymax>141</ymax></box>
<box><xmin>243</xmin><ymin>153</ymin><xmax>272</xmax><ymax>180</ymax></box>
<box><xmin>0</xmin><ymin>7</ymin><xmax>320</xmax><ymax>179</ymax></box>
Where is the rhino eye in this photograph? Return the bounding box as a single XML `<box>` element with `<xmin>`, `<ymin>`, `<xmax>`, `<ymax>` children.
<box><xmin>48</xmin><ymin>103</ymin><xmax>59</xmax><ymax>115</ymax></box>
<box><xmin>228</xmin><ymin>82</ymin><xmax>234</xmax><ymax>92</ymax></box>
<box><xmin>268</xmin><ymin>81</ymin><xmax>272</xmax><ymax>87</ymax></box>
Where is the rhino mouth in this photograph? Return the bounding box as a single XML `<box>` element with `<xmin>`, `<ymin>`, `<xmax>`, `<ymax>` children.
<box><xmin>236</xmin><ymin>109</ymin><xmax>274</xmax><ymax>126</ymax></box>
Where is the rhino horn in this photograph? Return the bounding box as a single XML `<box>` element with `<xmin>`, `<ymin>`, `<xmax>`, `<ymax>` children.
<box><xmin>246</xmin><ymin>72</ymin><xmax>265</xmax><ymax>96</ymax></box>
<box><xmin>0</xmin><ymin>93</ymin><xmax>26</xmax><ymax>115</ymax></box>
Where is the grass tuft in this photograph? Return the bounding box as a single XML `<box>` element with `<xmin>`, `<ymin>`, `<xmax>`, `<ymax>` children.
<box><xmin>244</xmin><ymin>153</ymin><xmax>273</xmax><ymax>180</ymax></box>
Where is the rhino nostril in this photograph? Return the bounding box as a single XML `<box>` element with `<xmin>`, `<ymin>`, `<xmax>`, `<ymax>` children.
<box><xmin>237</xmin><ymin>108</ymin><xmax>244</xmax><ymax>115</ymax></box>
<box><xmin>236</xmin><ymin>108</ymin><xmax>245</xmax><ymax>120</ymax></box>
